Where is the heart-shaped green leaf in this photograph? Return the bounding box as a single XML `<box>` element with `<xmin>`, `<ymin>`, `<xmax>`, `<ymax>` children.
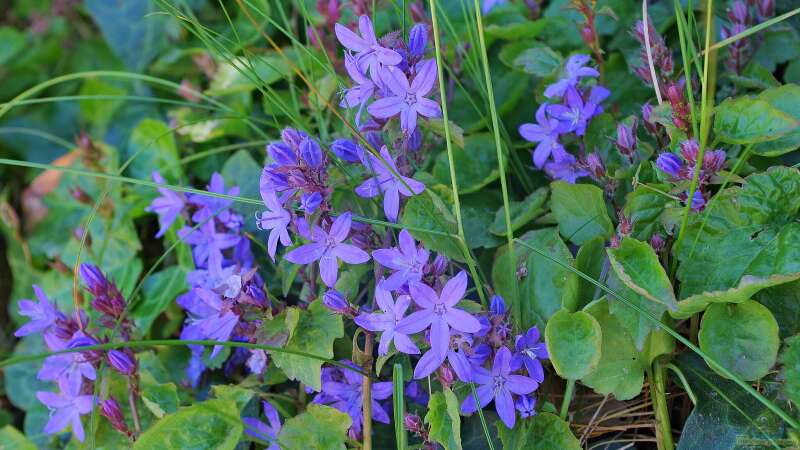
<box><xmin>545</xmin><ymin>309</ymin><xmax>602</xmax><ymax>379</ymax></box>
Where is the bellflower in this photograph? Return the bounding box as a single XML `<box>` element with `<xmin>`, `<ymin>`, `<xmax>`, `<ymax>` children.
<box><xmin>368</xmin><ymin>60</ymin><xmax>441</xmax><ymax>134</ymax></box>
<box><xmin>519</xmin><ymin>103</ymin><xmax>564</xmax><ymax>169</ymax></box>
<box><xmin>285</xmin><ymin>212</ymin><xmax>370</xmax><ymax>287</ymax></box>
<box><xmin>407</xmin><ymin>24</ymin><xmax>427</xmax><ymax>59</ymax></box>
<box><xmin>36</xmin><ymin>379</ymin><xmax>94</xmax><ymax>442</ymax></box>
<box><xmin>371</xmin><ymin>229</ymin><xmax>429</xmax><ymax>290</ymax></box>
<box><xmin>341</xmin><ymin>53</ymin><xmax>375</xmax><ymax>125</ymax></box>
<box><xmin>15</xmin><ymin>285</ymin><xmax>63</xmax><ymax>337</ymax></box>
<box><xmin>356</xmin><ymin>146</ymin><xmax>425</xmax><ymax>222</ymax></box>
<box><xmin>189</xmin><ymin>173</ymin><xmax>240</xmax><ymax>229</ymax></box>
<box><xmin>178</xmin><ymin>219</ymin><xmax>241</xmax><ymax>269</ymax></box>
<box><xmin>548</xmin><ymin>86</ymin><xmax>609</xmax><ymax>136</ymax></box>
<box><xmin>355</xmin><ymin>282</ymin><xmax>419</xmax><ymax>355</ymax></box>
<box><xmin>656</xmin><ymin>152</ymin><xmax>682</xmax><ymax>178</ymax></box>
<box><xmin>460</xmin><ymin>347</ymin><xmax>539</xmax><ymax>429</ymax></box>
<box><xmin>515</xmin><ymin>395</ymin><xmax>537</xmax><ymax>419</ymax></box>
<box><xmin>334</xmin><ymin>15</ymin><xmax>402</xmax><ymax>82</ymax></box>
<box><xmin>177</xmin><ymin>288</ymin><xmax>239</xmax><ymax>358</ymax></box>
<box><xmin>315</xmin><ymin>362</ymin><xmax>393</xmax><ymax>434</ymax></box>
<box><xmin>146</xmin><ymin>171</ymin><xmax>186</xmax><ymax>238</ymax></box>
<box><xmin>413</xmin><ymin>332</ymin><xmax>474</xmax><ymax>381</ymax></box>
<box><xmin>331</xmin><ymin>138</ymin><xmax>363</xmax><ymax>163</ymax></box>
<box><xmin>38</xmin><ymin>333</ymin><xmax>97</xmax><ymax>395</ymax></box>
<box><xmin>544</xmin><ymin>54</ymin><xmax>600</xmax><ymax>99</ymax></box>
<box><xmin>544</xmin><ymin>148</ymin><xmax>589</xmax><ymax>183</ymax></box>
<box><xmin>243</xmin><ymin>401</ymin><xmax>282</xmax><ymax>450</ymax></box>
<box><xmin>395</xmin><ymin>271</ymin><xmax>482</xmax><ymax>357</ymax></box>
<box><xmin>256</xmin><ymin>189</ymin><xmax>292</xmax><ymax>262</ymax></box>
<box><xmin>511</xmin><ymin>326</ymin><xmax>549</xmax><ymax>383</ymax></box>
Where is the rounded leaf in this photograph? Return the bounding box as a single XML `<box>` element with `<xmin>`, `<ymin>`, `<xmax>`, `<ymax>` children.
<box><xmin>699</xmin><ymin>300</ymin><xmax>780</xmax><ymax>381</ymax></box>
<box><xmin>545</xmin><ymin>309</ymin><xmax>602</xmax><ymax>379</ymax></box>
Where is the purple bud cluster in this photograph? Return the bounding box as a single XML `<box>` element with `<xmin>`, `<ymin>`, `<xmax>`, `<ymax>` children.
<box><xmin>15</xmin><ymin>265</ymin><xmax>141</xmax><ymax>441</ymax></box>
<box><xmin>720</xmin><ymin>1</ymin><xmax>773</xmax><ymax>74</ymax></box>
<box><xmin>655</xmin><ymin>139</ymin><xmax>727</xmax><ymax>211</ymax></box>
<box><xmin>148</xmin><ymin>171</ymin><xmax>269</xmax><ymax>385</ymax></box>
<box><xmin>631</xmin><ymin>17</ymin><xmax>673</xmax><ymax>86</ymax></box>
<box><xmin>519</xmin><ymin>55</ymin><xmax>609</xmax><ymax>183</ymax></box>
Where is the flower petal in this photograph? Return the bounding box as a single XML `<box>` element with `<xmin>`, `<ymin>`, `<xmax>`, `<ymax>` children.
<box><xmin>335</xmin><ymin>23</ymin><xmax>369</xmax><ymax>52</ymax></box>
<box><xmin>440</xmin><ymin>271</ymin><xmax>468</xmax><ymax>307</ymax></box>
<box><xmin>413</xmin><ymin>348</ymin><xmax>446</xmax><ymax>379</ymax></box>
<box><xmin>445</xmin><ymin>307</ymin><xmax>482</xmax><ymax>333</ymax></box>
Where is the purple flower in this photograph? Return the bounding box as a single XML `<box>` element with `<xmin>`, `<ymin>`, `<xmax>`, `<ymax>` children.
<box><xmin>315</xmin><ymin>362</ymin><xmax>393</xmax><ymax>434</ymax></box>
<box><xmin>368</xmin><ymin>61</ymin><xmax>441</xmax><ymax>134</ymax></box>
<box><xmin>490</xmin><ymin>295</ymin><xmax>506</xmax><ymax>316</ymax></box>
<box><xmin>247</xmin><ymin>349</ymin><xmax>268</xmax><ymax>375</ymax></box>
<box><xmin>146</xmin><ymin>171</ymin><xmax>186</xmax><ymax>238</ymax></box>
<box><xmin>356</xmin><ymin>146</ymin><xmax>425</xmax><ymax>222</ymax></box>
<box><xmin>300</xmin><ymin>192</ymin><xmax>323</xmax><ymax>214</ymax></box>
<box><xmin>107</xmin><ymin>350</ymin><xmax>136</xmax><ymax>376</ymax></box>
<box><xmin>482</xmin><ymin>0</ymin><xmax>508</xmax><ymax>14</ymax></box>
<box><xmin>519</xmin><ymin>104</ymin><xmax>565</xmax><ymax>169</ymax></box>
<box><xmin>100</xmin><ymin>397</ymin><xmax>129</xmax><ymax>435</ymax></box>
<box><xmin>189</xmin><ymin>172</ymin><xmax>240</xmax><ymax>220</ymax></box>
<box><xmin>615</xmin><ymin>121</ymin><xmax>638</xmax><ymax>157</ymax></box>
<box><xmin>656</xmin><ymin>152</ymin><xmax>682</xmax><ymax>178</ymax></box>
<box><xmin>177</xmin><ymin>288</ymin><xmax>239</xmax><ymax>358</ymax></box>
<box><xmin>682</xmin><ymin>190</ymin><xmax>706</xmax><ymax>211</ymax></box>
<box><xmin>323</xmin><ymin>289</ymin><xmax>356</xmax><ymax>316</ymax></box>
<box><xmin>243</xmin><ymin>401</ymin><xmax>281</xmax><ymax>450</ymax></box>
<box><xmin>512</xmin><ymin>326</ymin><xmax>548</xmax><ymax>383</ymax></box>
<box><xmin>355</xmin><ymin>282</ymin><xmax>420</xmax><ymax>355</ymax></box>
<box><xmin>412</xmin><ymin>332</ymin><xmax>474</xmax><ymax>381</ymax></box>
<box><xmin>300</xmin><ymin>136</ymin><xmax>324</xmax><ymax>168</ymax></box>
<box><xmin>460</xmin><ymin>347</ymin><xmax>539</xmax><ymax>429</ymax></box>
<box><xmin>36</xmin><ymin>379</ymin><xmax>94</xmax><ymax>442</ymax></box>
<box><xmin>38</xmin><ymin>333</ymin><xmax>97</xmax><ymax>395</ymax></box>
<box><xmin>515</xmin><ymin>395</ymin><xmax>537</xmax><ymax>419</ymax></box>
<box><xmin>544</xmin><ymin>148</ymin><xmax>589</xmax><ymax>183</ymax></box>
<box><xmin>285</xmin><ymin>212</ymin><xmax>370</xmax><ymax>287</ymax></box>
<box><xmin>395</xmin><ymin>271</ymin><xmax>482</xmax><ymax>357</ymax></box>
<box><xmin>257</xmin><ymin>188</ymin><xmax>292</xmax><ymax>263</ymax></box>
<box><xmin>548</xmin><ymin>86</ymin><xmax>609</xmax><ymax>136</ymax></box>
<box><xmin>372</xmin><ymin>229</ymin><xmax>429</xmax><ymax>290</ymax></box>
<box><xmin>341</xmin><ymin>53</ymin><xmax>375</xmax><ymax>125</ymax></box>
<box><xmin>408</xmin><ymin>24</ymin><xmax>428</xmax><ymax>59</ymax></box>
<box><xmin>405</xmin><ymin>381</ymin><xmax>429</xmax><ymax>406</ymax></box>
<box><xmin>15</xmin><ymin>285</ymin><xmax>63</xmax><ymax>337</ymax></box>
<box><xmin>178</xmin><ymin>219</ymin><xmax>241</xmax><ymax>269</ymax></box>
<box><xmin>334</xmin><ymin>15</ymin><xmax>402</xmax><ymax>82</ymax></box>
<box><xmin>544</xmin><ymin>54</ymin><xmax>600</xmax><ymax>99</ymax></box>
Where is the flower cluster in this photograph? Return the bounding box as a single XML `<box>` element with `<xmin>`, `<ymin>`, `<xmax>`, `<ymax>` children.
<box><xmin>720</xmin><ymin>0</ymin><xmax>773</xmax><ymax>74</ymax></box>
<box><xmin>15</xmin><ymin>265</ymin><xmax>139</xmax><ymax>441</ymax></box>
<box><xmin>631</xmin><ymin>16</ymin><xmax>673</xmax><ymax>87</ymax></box>
<box><xmin>655</xmin><ymin>139</ymin><xmax>727</xmax><ymax>210</ymax></box>
<box><xmin>519</xmin><ymin>54</ymin><xmax>609</xmax><ymax>182</ymax></box>
<box><xmin>336</xmin><ymin>15</ymin><xmax>441</xmax><ymax>136</ymax></box>
<box><xmin>148</xmin><ymin>171</ymin><xmax>269</xmax><ymax>385</ymax></box>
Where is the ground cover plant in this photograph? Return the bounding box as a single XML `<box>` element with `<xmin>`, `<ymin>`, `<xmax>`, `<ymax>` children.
<box><xmin>1</xmin><ymin>0</ymin><xmax>799</xmax><ymax>448</ymax></box>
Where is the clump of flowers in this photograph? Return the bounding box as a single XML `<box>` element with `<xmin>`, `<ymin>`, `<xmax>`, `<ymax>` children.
<box><xmin>519</xmin><ymin>54</ymin><xmax>609</xmax><ymax>183</ymax></box>
<box><xmin>655</xmin><ymin>138</ymin><xmax>727</xmax><ymax>211</ymax></box>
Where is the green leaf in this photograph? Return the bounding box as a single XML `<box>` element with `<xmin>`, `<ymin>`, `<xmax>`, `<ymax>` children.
<box><xmin>513</xmin><ymin>46</ymin><xmax>563</xmax><ymax>77</ymax></box>
<box><xmin>622</xmin><ymin>185</ymin><xmax>671</xmax><ymax>240</ymax></box>
<box><xmin>498</xmin><ymin>412</ymin><xmax>580</xmax><ymax>450</ymax></box>
<box><xmin>780</xmin><ymin>334</ymin><xmax>800</xmax><ymax>407</ymax></box>
<box><xmin>489</xmin><ymin>187</ymin><xmax>549</xmax><ymax>236</ymax></box>
<box><xmin>675</xmin><ymin>352</ymin><xmax>790</xmax><ymax>450</ymax></box>
<box><xmin>401</xmin><ymin>189</ymin><xmax>464</xmax><ymax>262</ymax></box>
<box><xmin>699</xmin><ymin>300</ymin><xmax>779</xmax><ymax>381</ymax></box>
<box><xmin>0</xmin><ymin>27</ymin><xmax>25</xmax><ymax>65</ymax></box>
<box><xmin>713</xmin><ymin>96</ymin><xmax>797</xmax><ymax>145</ymax></box>
<box><xmin>753</xmin><ymin>84</ymin><xmax>800</xmax><ymax>156</ymax></box>
<box><xmin>128</xmin><ymin>118</ymin><xmax>181</xmax><ymax>182</ymax></box>
<box><xmin>277</xmin><ymin>404</ymin><xmax>351</xmax><ymax>450</ymax></box>
<box><xmin>550</xmin><ymin>181</ymin><xmax>614</xmax><ymax>245</ymax></box>
<box><xmin>425</xmin><ymin>388</ymin><xmax>463</xmax><ymax>450</ymax></box>
<box><xmin>140</xmin><ymin>372</ymin><xmax>179</xmax><ymax>419</ymax></box>
<box><xmin>5</xmin><ymin>336</ymin><xmax>51</xmax><ymax>411</ymax></box>
<box><xmin>132</xmin><ymin>399</ymin><xmax>243</xmax><ymax>450</ymax></box>
<box><xmin>756</xmin><ymin>280</ymin><xmax>800</xmax><ymax>339</ymax></box>
<box><xmin>581</xmin><ymin>298</ymin><xmax>646</xmax><ymax>400</ymax></box>
<box><xmin>271</xmin><ymin>299</ymin><xmax>344</xmax><ymax>391</ymax></box>
<box><xmin>572</xmin><ymin>237</ymin><xmax>606</xmax><ymax>311</ymax></box>
<box><xmin>675</xmin><ymin>167</ymin><xmax>800</xmax><ymax>304</ymax></box>
<box><xmin>79</xmin><ymin>78</ymin><xmax>127</xmax><ymax>131</ymax></box>
<box><xmin>607</xmin><ymin>238</ymin><xmax>677</xmax><ymax>310</ymax></box>
<box><xmin>545</xmin><ymin>309</ymin><xmax>602</xmax><ymax>379</ymax></box>
<box><xmin>492</xmin><ymin>228</ymin><xmax>578</xmax><ymax>330</ymax></box>
<box><xmin>422</xmin><ymin>118</ymin><xmax>465</xmax><ymax>149</ymax></box>
<box><xmin>461</xmin><ymin>193</ymin><xmax>504</xmax><ymax>249</ymax></box>
<box><xmin>432</xmin><ymin>134</ymin><xmax>503</xmax><ymax>194</ymax></box>
<box><xmin>0</xmin><ymin>425</ymin><xmax>36</xmax><ymax>450</ymax></box>
<box><xmin>211</xmin><ymin>385</ymin><xmax>255</xmax><ymax>412</ymax></box>
<box><xmin>132</xmin><ymin>266</ymin><xmax>188</xmax><ymax>333</ymax></box>
<box><xmin>606</xmin><ymin>271</ymin><xmax>668</xmax><ymax>351</ymax></box>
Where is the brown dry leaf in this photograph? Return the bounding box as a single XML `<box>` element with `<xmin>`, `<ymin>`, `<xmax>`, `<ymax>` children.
<box><xmin>22</xmin><ymin>149</ymin><xmax>79</xmax><ymax>230</ymax></box>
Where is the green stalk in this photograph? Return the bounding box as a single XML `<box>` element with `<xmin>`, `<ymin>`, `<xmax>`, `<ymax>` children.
<box><xmin>469</xmin><ymin>383</ymin><xmax>496</xmax><ymax>450</ymax></box>
<box><xmin>651</xmin><ymin>357</ymin><xmax>674</xmax><ymax>450</ymax></box>
<box><xmin>674</xmin><ymin>0</ymin><xmax>700</xmax><ymax>139</ymax></box>
<box><xmin>470</xmin><ymin>0</ymin><xmax>519</xmax><ymax>323</ymax></box>
<box><xmin>559</xmin><ymin>379</ymin><xmax>576</xmax><ymax>420</ymax></box>
<box><xmin>428</xmin><ymin>0</ymin><xmax>487</xmax><ymax>306</ymax></box>
<box><xmin>393</xmin><ymin>364</ymin><xmax>407</xmax><ymax>450</ymax></box>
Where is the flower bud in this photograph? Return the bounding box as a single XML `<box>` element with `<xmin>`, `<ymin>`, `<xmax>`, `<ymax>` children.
<box><xmin>682</xmin><ymin>190</ymin><xmax>705</xmax><ymax>211</ymax></box>
<box><xmin>323</xmin><ymin>290</ymin><xmax>355</xmax><ymax>316</ymax></box>
<box><xmin>650</xmin><ymin>233</ymin><xmax>665</xmax><ymax>253</ymax></box>
<box><xmin>656</xmin><ymin>153</ymin><xmax>682</xmax><ymax>178</ymax></box>
<box><xmin>408</xmin><ymin>24</ymin><xmax>428</xmax><ymax>59</ymax></box>
<box><xmin>430</xmin><ymin>255</ymin><xmax>448</xmax><ymax>277</ymax></box>
<box><xmin>679</xmin><ymin>139</ymin><xmax>699</xmax><ymax>164</ymax></box>
<box><xmin>437</xmin><ymin>365</ymin><xmax>455</xmax><ymax>387</ymax></box>
<box><xmin>406</xmin><ymin>128</ymin><xmax>422</xmax><ymax>152</ymax></box>
<box><xmin>300</xmin><ymin>137</ymin><xmax>324</xmax><ymax>168</ymax></box>
<box><xmin>108</xmin><ymin>349</ymin><xmax>137</xmax><ymax>376</ymax></box>
<box><xmin>301</xmin><ymin>192</ymin><xmax>323</xmax><ymax>214</ymax></box>
<box><xmin>281</xmin><ymin>128</ymin><xmax>304</xmax><ymax>149</ymax></box>
<box><xmin>101</xmin><ymin>397</ymin><xmax>131</xmax><ymax>436</ymax></box>
<box><xmin>268</xmin><ymin>142</ymin><xmax>296</xmax><ymax>166</ymax></box>
<box><xmin>580</xmin><ymin>25</ymin><xmax>594</xmax><ymax>46</ymax></box>
<box><xmin>489</xmin><ymin>295</ymin><xmax>506</xmax><ymax>316</ymax></box>
<box><xmin>585</xmin><ymin>152</ymin><xmax>606</xmax><ymax>180</ymax></box>
<box><xmin>757</xmin><ymin>0</ymin><xmax>773</xmax><ymax>18</ymax></box>
<box><xmin>615</xmin><ymin>121</ymin><xmax>637</xmax><ymax>157</ymax></box>
<box><xmin>331</xmin><ymin>139</ymin><xmax>361</xmax><ymax>163</ymax></box>
<box><xmin>641</xmin><ymin>103</ymin><xmax>658</xmax><ymax>134</ymax></box>
<box><xmin>728</xmin><ymin>0</ymin><xmax>748</xmax><ymax>24</ymax></box>
<box><xmin>404</xmin><ymin>413</ymin><xmax>423</xmax><ymax>433</ymax></box>
<box><xmin>702</xmin><ymin>149</ymin><xmax>726</xmax><ymax>174</ymax></box>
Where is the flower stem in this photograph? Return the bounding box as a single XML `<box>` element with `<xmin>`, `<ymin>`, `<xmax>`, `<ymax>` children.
<box><xmin>128</xmin><ymin>376</ymin><xmax>142</xmax><ymax>435</ymax></box>
<box><xmin>362</xmin><ymin>333</ymin><xmax>374</xmax><ymax>450</ymax></box>
<box><xmin>650</xmin><ymin>357</ymin><xmax>674</xmax><ymax>450</ymax></box>
<box><xmin>559</xmin><ymin>379</ymin><xmax>576</xmax><ymax>420</ymax></box>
